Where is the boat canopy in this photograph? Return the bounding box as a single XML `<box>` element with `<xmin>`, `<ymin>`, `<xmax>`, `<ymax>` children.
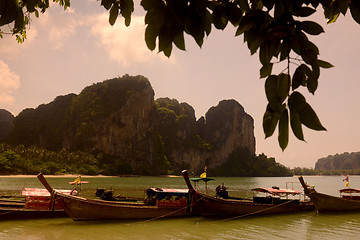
<box><xmin>339</xmin><ymin>188</ymin><xmax>360</xmax><ymax>194</ymax></box>
<box><xmin>22</xmin><ymin>188</ymin><xmax>74</xmax><ymax>197</ymax></box>
<box><xmin>251</xmin><ymin>187</ymin><xmax>301</xmax><ymax>196</ymax></box>
<box><xmin>190</xmin><ymin>177</ymin><xmax>215</xmax><ymax>183</ymax></box>
<box><xmin>146</xmin><ymin>188</ymin><xmax>189</xmax><ymax>200</ymax></box>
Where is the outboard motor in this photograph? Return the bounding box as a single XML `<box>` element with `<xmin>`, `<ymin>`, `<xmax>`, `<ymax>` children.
<box><xmin>96</xmin><ymin>188</ymin><xmax>105</xmax><ymax>197</ymax></box>
<box><xmin>216</xmin><ymin>185</ymin><xmax>229</xmax><ymax>199</ymax></box>
<box><xmin>95</xmin><ymin>188</ymin><xmax>116</xmax><ymax>201</ymax></box>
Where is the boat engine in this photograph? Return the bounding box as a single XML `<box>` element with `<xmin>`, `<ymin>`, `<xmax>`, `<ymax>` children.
<box><xmin>95</xmin><ymin>188</ymin><xmax>116</xmax><ymax>201</ymax></box>
<box><xmin>216</xmin><ymin>185</ymin><xmax>229</xmax><ymax>199</ymax></box>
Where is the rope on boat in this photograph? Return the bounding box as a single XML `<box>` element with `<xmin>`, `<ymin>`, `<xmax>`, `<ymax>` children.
<box><xmin>0</xmin><ymin>210</ymin><xmax>18</xmax><ymax>216</ymax></box>
<box><xmin>211</xmin><ymin>198</ymin><xmax>298</xmax><ymax>223</ymax></box>
<box><xmin>129</xmin><ymin>194</ymin><xmax>206</xmax><ymax>225</ymax></box>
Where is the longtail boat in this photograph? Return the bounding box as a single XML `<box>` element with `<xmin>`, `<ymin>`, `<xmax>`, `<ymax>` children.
<box><xmin>0</xmin><ymin>188</ymin><xmax>73</xmax><ymax>220</ymax></box>
<box><xmin>299</xmin><ymin>176</ymin><xmax>360</xmax><ymax>213</ymax></box>
<box><xmin>181</xmin><ymin>170</ymin><xmax>314</xmax><ymax>217</ymax></box>
<box><xmin>37</xmin><ymin>173</ymin><xmax>197</xmax><ymax>220</ymax></box>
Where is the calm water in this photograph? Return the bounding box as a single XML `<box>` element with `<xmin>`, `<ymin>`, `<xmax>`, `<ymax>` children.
<box><xmin>1</xmin><ymin>175</ymin><xmax>360</xmax><ymax>240</ymax></box>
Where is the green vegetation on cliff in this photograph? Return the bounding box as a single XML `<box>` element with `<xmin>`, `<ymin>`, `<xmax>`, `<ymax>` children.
<box><xmin>0</xmin><ymin>143</ymin><xmax>99</xmax><ymax>175</ymax></box>
<box><xmin>1</xmin><ymin>75</ymin><xmax>291</xmax><ymax>176</ymax></box>
<box><xmin>315</xmin><ymin>152</ymin><xmax>360</xmax><ymax>171</ymax></box>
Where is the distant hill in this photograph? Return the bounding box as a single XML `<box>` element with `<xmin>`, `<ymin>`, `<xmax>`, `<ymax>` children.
<box><xmin>1</xmin><ymin>74</ymin><xmax>290</xmax><ymax>176</ymax></box>
<box><xmin>315</xmin><ymin>152</ymin><xmax>360</xmax><ymax>170</ymax></box>
<box><xmin>0</xmin><ymin>109</ymin><xmax>14</xmax><ymax>140</ymax></box>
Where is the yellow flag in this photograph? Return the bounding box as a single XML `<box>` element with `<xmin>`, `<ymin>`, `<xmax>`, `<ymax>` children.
<box><xmin>200</xmin><ymin>172</ymin><xmax>206</xmax><ymax>178</ymax></box>
<box><xmin>74</xmin><ymin>176</ymin><xmax>81</xmax><ymax>184</ymax></box>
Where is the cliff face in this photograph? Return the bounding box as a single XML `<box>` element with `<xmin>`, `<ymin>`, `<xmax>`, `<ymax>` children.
<box><xmin>5</xmin><ymin>75</ymin><xmax>256</xmax><ymax>175</ymax></box>
<box><xmin>203</xmin><ymin>100</ymin><xmax>255</xmax><ymax>167</ymax></box>
<box><xmin>160</xmin><ymin>99</ymin><xmax>255</xmax><ymax>174</ymax></box>
<box><xmin>0</xmin><ymin>109</ymin><xmax>14</xmax><ymax>140</ymax></box>
<box><xmin>315</xmin><ymin>152</ymin><xmax>360</xmax><ymax>170</ymax></box>
<box><xmin>72</xmin><ymin>78</ymin><xmax>157</xmax><ymax>174</ymax></box>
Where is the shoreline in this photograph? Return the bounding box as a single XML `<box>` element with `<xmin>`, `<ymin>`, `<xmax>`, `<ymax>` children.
<box><xmin>0</xmin><ymin>174</ymin><xmax>181</xmax><ymax>178</ymax></box>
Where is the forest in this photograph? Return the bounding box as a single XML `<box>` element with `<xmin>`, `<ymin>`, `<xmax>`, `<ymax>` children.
<box><xmin>0</xmin><ymin>143</ymin><xmax>292</xmax><ymax>177</ymax></box>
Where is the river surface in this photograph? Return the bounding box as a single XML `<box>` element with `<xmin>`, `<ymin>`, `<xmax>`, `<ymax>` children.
<box><xmin>1</xmin><ymin>175</ymin><xmax>360</xmax><ymax>240</ymax></box>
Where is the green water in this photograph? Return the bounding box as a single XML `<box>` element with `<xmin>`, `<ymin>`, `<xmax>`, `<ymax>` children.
<box><xmin>1</xmin><ymin>175</ymin><xmax>360</xmax><ymax>239</ymax></box>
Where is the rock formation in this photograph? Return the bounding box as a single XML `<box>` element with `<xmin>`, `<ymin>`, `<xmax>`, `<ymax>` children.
<box><xmin>0</xmin><ymin>109</ymin><xmax>14</xmax><ymax>140</ymax></box>
<box><xmin>4</xmin><ymin>75</ymin><xmax>256</xmax><ymax>175</ymax></box>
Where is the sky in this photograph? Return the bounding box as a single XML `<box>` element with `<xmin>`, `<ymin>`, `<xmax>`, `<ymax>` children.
<box><xmin>1</xmin><ymin>1</ymin><xmax>359</xmax><ymax>168</ymax></box>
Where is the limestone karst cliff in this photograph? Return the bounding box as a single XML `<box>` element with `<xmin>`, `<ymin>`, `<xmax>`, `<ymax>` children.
<box><xmin>0</xmin><ymin>109</ymin><xmax>14</xmax><ymax>140</ymax></box>
<box><xmin>3</xmin><ymin>74</ymin><xmax>259</xmax><ymax>175</ymax></box>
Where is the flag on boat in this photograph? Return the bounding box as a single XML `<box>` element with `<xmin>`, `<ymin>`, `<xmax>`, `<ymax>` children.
<box><xmin>200</xmin><ymin>166</ymin><xmax>207</xmax><ymax>178</ymax></box>
<box><xmin>74</xmin><ymin>176</ymin><xmax>81</xmax><ymax>184</ymax></box>
<box><xmin>343</xmin><ymin>175</ymin><xmax>349</xmax><ymax>187</ymax></box>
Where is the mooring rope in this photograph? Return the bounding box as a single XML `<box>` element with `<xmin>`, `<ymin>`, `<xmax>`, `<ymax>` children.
<box><xmin>0</xmin><ymin>210</ymin><xmax>18</xmax><ymax>216</ymax></box>
<box><xmin>129</xmin><ymin>194</ymin><xmax>206</xmax><ymax>225</ymax></box>
<box><xmin>211</xmin><ymin>198</ymin><xmax>298</xmax><ymax>223</ymax></box>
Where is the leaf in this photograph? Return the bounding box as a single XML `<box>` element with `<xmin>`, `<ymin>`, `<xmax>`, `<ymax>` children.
<box><xmin>238</xmin><ymin>0</ymin><xmax>249</xmax><ymax>13</ymax></box>
<box><xmin>0</xmin><ymin>0</ymin><xmax>20</xmax><ymax>26</ymax></box>
<box><xmin>262</xmin><ymin>0</ymin><xmax>274</xmax><ymax>11</ymax></box>
<box><xmin>246</xmin><ymin>29</ymin><xmax>263</xmax><ymax>55</ymax></box>
<box><xmin>101</xmin><ymin>0</ymin><xmax>113</xmax><ymax>10</ymax></box>
<box><xmin>213</xmin><ymin>4</ymin><xmax>228</xmax><ymax>30</ymax></box>
<box><xmin>25</xmin><ymin>0</ymin><xmax>38</xmax><ymax>12</ymax></box>
<box><xmin>278</xmin><ymin>109</ymin><xmax>289</xmax><ymax>151</ymax></box>
<box><xmin>317</xmin><ymin>59</ymin><xmax>334</xmax><ymax>68</ymax></box>
<box><xmin>265</xmin><ymin>73</ymin><xmax>290</xmax><ymax>104</ymax></box>
<box><xmin>173</xmin><ymin>29</ymin><xmax>186</xmax><ymax>51</ymax></box>
<box><xmin>295</xmin><ymin>7</ymin><xmax>316</xmax><ymax>17</ymax></box>
<box><xmin>141</xmin><ymin>0</ymin><xmax>163</xmax><ymax>11</ymax></box>
<box><xmin>263</xmin><ymin>105</ymin><xmax>280</xmax><ymax>138</ymax></box>
<box><xmin>109</xmin><ymin>4</ymin><xmax>119</xmax><ymax>26</ymax></box>
<box><xmin>145</xmin><ymin>24</ymin><xmax>157</xmax><ymax>51</ymax></box>
<box><xmin>300</xmin><ymin>102</ymin><xmax>326</xmax><ymax>131</ymax></box>
<box><xmin>327</xmin><ymin>12</ymin><xmax>339</xmax><ymax>24</ymax></box>
<box><xmin>301</xmin><ymin>21</ymin><xmax>324</xmax><ymax>35</ymax></box>
<box><xmin>288</xmin><ymin>92</ymin><xmax>326</xmax><ymax>131</ymax></box>
<box><xmin>307</xmin><ymin>63</ymin><xmax>319</xmax><ymax>94</ymax></box>
<box><xmin>265</xmin><ymin>75</ymin><xmax>278</xmax><ymax>102</ymax></box>
<box><xmin>14</xmin><ymin>9</ymin><xmax>24</xmax><ymax>33</ymax></box>
<box><xmin>292</xmin><ymin>65</ymin><xmax>304</xmax><ymax>90</ymax></box>
<box><xmin>259</xmin><ymin>41</ymin><xmax>271</xmax><ymax>65</ymax></box>
<box><xmin>226</xmin><ymin>1</ymin><xmax>242</xmax><ymax>26</ymax></box>
<box><xmin>260</xmin><ymin>63</ymin><xmax>273</xmax><ymax>78</ymax></box>
<box><xmin>235</xmin><ymin>15</ymin><xmax>255</xmax><ymax>36</ymax></box>
<box><xmin>158</xmin><ymin>26</ymin><xmax>173</xmax><ymax>57</ymax></box>
<box><xmin>350</xmin><ymin>1</ymin><xmax>360</xmax><ymax>24</ymax></box>
<box><xmin>290</xmin><ymin>111</ymin><xmax>304</xmax><ymax>141</ymax></box>
<box><xmin>279</xmin><ymin>39</ymin><xmax>290</xmax><ymax>61</ymax></box>
<box><xmin>119</xmin><ymin>0</ymin><xmax>134</xmax><ymax>27</ymax></box>
<box><xmin>34</xmin><ymin>9</ymin><xmax>39</xmax><ymax>18</ymax></box>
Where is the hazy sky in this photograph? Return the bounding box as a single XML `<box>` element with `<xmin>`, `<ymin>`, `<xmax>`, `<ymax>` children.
<box><xmin>1</xmin><ymin>1</ymin><xmax>359</xmax><ymax>168</ymax></box>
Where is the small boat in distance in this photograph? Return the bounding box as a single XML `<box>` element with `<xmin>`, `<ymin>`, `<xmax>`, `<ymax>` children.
<box><xmin>37</xmin><ymin>173</ymin><xmax>197</xmax><ymax>221</ymax></box>
<box><xmin>182</xmin><ymin>170</ymin><xmax>314</xmax><ymax>217</ymax></box>
<box><xmin>299</xmin><ymin>176</ymin><xmax>360</xmax><ymax>213</ymax></box>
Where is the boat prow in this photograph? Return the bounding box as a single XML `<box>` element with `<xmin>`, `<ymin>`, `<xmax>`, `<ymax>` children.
<box><xmin>299</xmin><ymin>176</ymin><xmax>360</xmax><ymax>213</ymax></box>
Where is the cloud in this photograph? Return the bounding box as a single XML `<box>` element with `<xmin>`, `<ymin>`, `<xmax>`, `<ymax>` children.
<box><xmin>89</xmin><ymin>14</ymin><xmax>172</xmax><ymax>66</ymax></box>
<box><xmin>36</xmin><ymin>5</ymin><xmax>79</xmax><ymax>50</ymax></box>
<box><xmin>0</xmin><ymin>60</ymin><xmax>20</xmax><ymax>105</ymax></box>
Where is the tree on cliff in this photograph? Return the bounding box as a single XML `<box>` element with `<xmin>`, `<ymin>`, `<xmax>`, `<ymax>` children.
<box><xmin>1</xmin><ymin>0</ymin><xmax>360</xmax><ymax>150</ymax></box>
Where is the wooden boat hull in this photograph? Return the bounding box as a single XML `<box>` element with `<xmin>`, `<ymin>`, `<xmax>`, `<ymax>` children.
<box><xmin>197</xmin><ymin>193</ymin><xmax>314</xmax><ymax>217</ymax></box>
<box><xmin>0</xmin><ymin>207</ymin><xmax>67</xmax><ymax>220</ymax></box>
<box><xmin>0</xmin><ymin>200</ymin><xmax>67</xmax><ymax>220</ymax></box>
<box><xmin>58</xmin><ymin>193</ymin><xmax>193</xmax><ymax>220</ymax></box>
<box><xmin>299</xmin><ymin>176</ymin><xmax>360</xmax><ymax>213</ymax></box>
